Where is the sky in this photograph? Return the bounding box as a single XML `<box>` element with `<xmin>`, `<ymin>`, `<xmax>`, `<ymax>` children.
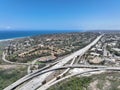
<box><xmin>0</xmin><ymin>0</ymin><xmax>120</xmax><ymax>30</ymax></box>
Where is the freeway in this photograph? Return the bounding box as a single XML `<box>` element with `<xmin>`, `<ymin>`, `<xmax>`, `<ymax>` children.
<box><xmin>4</xmin><ymin>35</ymin><xmax>102</xmax><ymax>90</ymax></box>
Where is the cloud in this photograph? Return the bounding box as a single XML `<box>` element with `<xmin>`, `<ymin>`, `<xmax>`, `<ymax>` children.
<box><xmin>6</xmin><ymin>26</ymin><xmax>11</xmax><ymax>29</ymax></box>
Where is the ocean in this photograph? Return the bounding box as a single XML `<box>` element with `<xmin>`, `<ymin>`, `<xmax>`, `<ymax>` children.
<box><xmin>0</xmin><ymin>30</ymin><xmax>82</xmax><ymax>40</ymax></box>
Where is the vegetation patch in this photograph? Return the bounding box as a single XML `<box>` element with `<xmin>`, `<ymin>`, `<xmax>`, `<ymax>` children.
<box><xmin>0</xmin><ymin>67</ymin><xmax>27</xmax><ymax>90</ymax></box>
<box><xmin>48</xmin><ymin>72</ymin><xmax>120</xmax><ymax>90</ymax></box>
<box><xmin>49</xmin><ymin>77</ymin><xmax>92</xmax><ymax>90</ymax></box>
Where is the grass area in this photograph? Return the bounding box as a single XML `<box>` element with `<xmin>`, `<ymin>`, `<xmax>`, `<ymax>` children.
<box><xmin>34</xmin><ymin>61</ymin><xmax>46</xmax><ymax>69</ymax></box>
<box><xmin>0</xmin><ymin>67</ymin><xmax>27</xmax><ymax>90</ymax></box>
<box><xmin>93</xmin><ymin>72</ymin><xmax>120</xmax><ymax>90</ymax></box>
<box><xmin>35</xmin><ymin>61</ymin><xmax>42</xmax><ymax>65</ymax></box>
<box><xmin>48</xmin><ymin>77</ymin><xmax>92</xmax><ymax>90</ymax></box>
<box><xmin>0</xmin><ymin>50</ymin><xmax>3</xmax><ymax>64</ymax></box>
<box><xmin>48</xmin><ymin>72</ymin><xmax>120</xmax><ymax>90</ymax></box>
<box><xmin>0</xmin><ymin>50</ymin><xmax>2</xmax><ymax>55</ymax></box>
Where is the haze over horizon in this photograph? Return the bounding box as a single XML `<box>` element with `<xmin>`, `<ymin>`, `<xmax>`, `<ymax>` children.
<box><xmin>0</xmin><ymin>0</ymin><xmax>120</xmax><ymax>31</ymax></box>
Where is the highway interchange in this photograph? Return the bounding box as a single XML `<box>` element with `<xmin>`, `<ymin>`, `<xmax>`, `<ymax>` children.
<box><xmin>4</xmin><ymin>34</ymin><xmax>120</xmax><ymax>90</ymax></box>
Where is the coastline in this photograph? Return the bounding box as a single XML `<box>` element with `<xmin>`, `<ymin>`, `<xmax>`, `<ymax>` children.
<box><xmin>0</xmin><ymin>36</ymin><xmax>29</xmax><ymax>42</ymax></box>
<box><xmin>0</xmin><ymin>30</ymin><xmax>82</xmax><ymax>43</ymax></box>
<box><xmin>0</xmin><ymin>39</ymin><xmax>13</xmax><ymax>42</ymax></box>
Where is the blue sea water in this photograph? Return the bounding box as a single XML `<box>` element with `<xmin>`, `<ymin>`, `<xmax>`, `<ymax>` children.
<box><xmin>0</xmin><ymin>30</ymin><xmax>82</xmax><ymax>40</ymax></box>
